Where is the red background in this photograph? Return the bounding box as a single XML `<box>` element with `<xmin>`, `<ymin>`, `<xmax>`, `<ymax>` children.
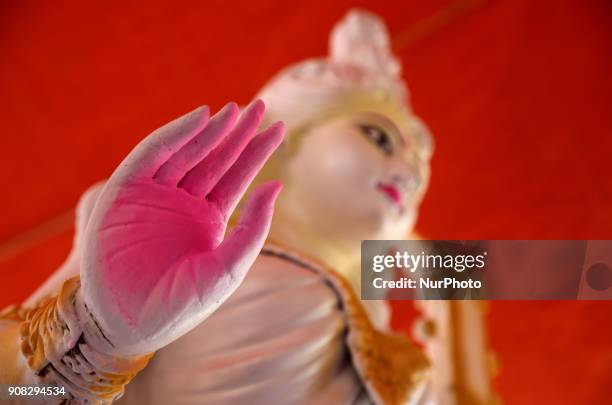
<box><xmin>1</xmin><ymin>0</ymin><xmax>611</xmax><ymax>403</ymax></box>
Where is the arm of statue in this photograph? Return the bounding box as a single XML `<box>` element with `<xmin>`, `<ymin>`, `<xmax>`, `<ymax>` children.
<box><xmin>0</xmin><ymin>100</ymin><xmax>285</xmax><ymax>404</ymax></box>
<box><xmin>25</xmin><ymin>182</ymin><xmax>106</xmax><ymax>307</ymax></box>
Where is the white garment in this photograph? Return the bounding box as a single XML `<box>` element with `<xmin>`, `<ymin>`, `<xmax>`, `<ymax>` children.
<box><xmin>118</xmin><ymin>253</ymin><xmax>372</xmax><ymax>405</ymax></box>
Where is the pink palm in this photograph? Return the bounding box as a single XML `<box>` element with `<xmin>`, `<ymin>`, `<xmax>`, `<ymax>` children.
<box><xmin>81</xmin><ymin>101</ymin><xmax>284</xmax><ymax>355</ymax></box>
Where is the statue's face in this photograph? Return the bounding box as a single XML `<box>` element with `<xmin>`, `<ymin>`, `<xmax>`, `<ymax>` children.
<box><xmin>278</xmin><ymin>112</ymin><xmax>429</xmax><ymax>241</ymax></box>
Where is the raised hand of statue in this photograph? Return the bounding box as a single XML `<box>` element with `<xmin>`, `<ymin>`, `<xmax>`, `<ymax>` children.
<box><xmin>79</xmin><ymin>100</ymin><xmax>284</xmax><ymax>356</ymax></box>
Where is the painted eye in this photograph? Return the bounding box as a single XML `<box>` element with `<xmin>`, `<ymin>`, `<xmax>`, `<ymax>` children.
<box><xmin>359</xmin><ymin>124</ymin><xmax>393</xmax><ymax>155</ymax></box>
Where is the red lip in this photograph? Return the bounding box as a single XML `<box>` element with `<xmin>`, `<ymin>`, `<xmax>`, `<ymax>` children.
<box><xmin>377</xmin><ymin>182</ymin><xmax>403</xmax><ymax>206</ymax></box>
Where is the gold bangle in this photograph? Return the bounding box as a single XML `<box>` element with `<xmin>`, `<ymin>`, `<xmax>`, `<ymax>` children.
<box><xmin>19</xmin><ymin>276</ymin><xmax>153</xmax><ymax>404</ymax></box>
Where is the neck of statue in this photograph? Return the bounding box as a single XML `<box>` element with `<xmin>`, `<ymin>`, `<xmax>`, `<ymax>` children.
<box><xmin>269</xmin><ymin>218</ymin><xmax>363</xmax><ymax>289</ymax></box>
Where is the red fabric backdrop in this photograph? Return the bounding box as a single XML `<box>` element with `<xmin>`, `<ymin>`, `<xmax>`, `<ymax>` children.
<box><xmin>1</xmin><ymin>0</ymin><xmax>611</xmax><ymax>403</ymax></box>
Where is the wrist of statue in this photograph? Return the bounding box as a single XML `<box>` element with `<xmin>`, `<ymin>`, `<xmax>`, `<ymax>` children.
<box><xmin>20</xmin><ymin>276</ymin><xmax>153</xmax><ymax>404</ymax></box>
